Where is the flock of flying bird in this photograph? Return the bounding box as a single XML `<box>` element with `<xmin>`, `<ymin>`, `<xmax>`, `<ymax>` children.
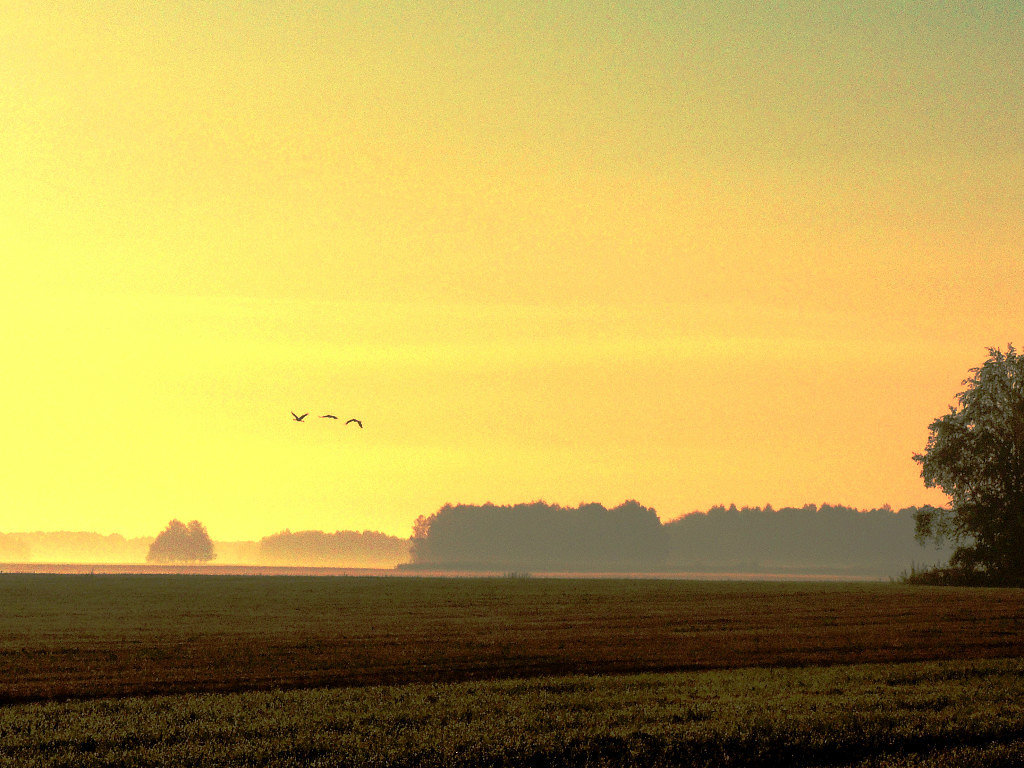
<box><xmin>292</xmin><ymin>412</ymin><xmax>362</xmax><ymax>428</ymax></box>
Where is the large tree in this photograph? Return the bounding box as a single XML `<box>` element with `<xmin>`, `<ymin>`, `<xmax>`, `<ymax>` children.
<box><xmin>147</xmin><ymin>519</ymin><xmax>216</xmax><ymax>563</ymax></box>
<box><xmin>913</xmin><ymin>345</ymin><xmax>1024</xmax><ymax>582</ymax></box>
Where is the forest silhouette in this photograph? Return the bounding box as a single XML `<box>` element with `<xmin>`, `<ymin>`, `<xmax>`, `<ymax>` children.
<box><xmin>409</xmin><ymin>501</ymin><xmax>666</xmax><ymax>572</ymax></box>
<box><xmin>404</xmin><ymin>501</ymin><xmax>952</xmax><ymax>575</ymax></box>
<box><xmin>1</xmin><ymin>502</ymin><xmax>951</xmax><ymax>575</ymax></box>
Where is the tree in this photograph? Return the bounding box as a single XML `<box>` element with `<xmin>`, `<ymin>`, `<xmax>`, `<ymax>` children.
<box><xmin>406</xmin><ymin>500</ymin><xmax>666</xmax><ymax>571</ymax></box>
<box><xmin>913</xmin><ymin>345</ymin><xmax>1024</xmax><ymax>582</ymax></box>
<box><xmin>147</xmin><ymin>519</ymin><xmax>216</xmax><ymax>563</ymax></box>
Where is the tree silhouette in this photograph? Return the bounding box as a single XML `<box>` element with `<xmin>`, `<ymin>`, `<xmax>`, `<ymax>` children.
<box><xmin>258</xmin><ymin>529</ymin><xmax>410</xmax><ymax>566</ymax></box>
<box><xmin>409</xmin><ymin>500</ymin><xmax>666</xmax><ymax>570</ymax></box>
<box><xmin>146</xmin><ymin>519</ymin><xmax>216</xmax><ymax>563</ymax></box>
<box><xmin>914</xmin><ymin>345</ymin><xmax>1024</xmax><ymax>583</ymax></box>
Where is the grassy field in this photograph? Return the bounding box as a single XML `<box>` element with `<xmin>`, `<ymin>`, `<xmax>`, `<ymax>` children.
<box><xmin>2</xmin><ymin>574</ymin><xmax>1024</xmax><ymax>766</ymax></box>
<box><xmin>4</xmin><ymin>658</ymin><xmax>1024</xmax><ymax>766</ymax></box>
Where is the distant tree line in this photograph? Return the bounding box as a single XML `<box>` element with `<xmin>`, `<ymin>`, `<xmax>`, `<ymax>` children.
<box><xmin>405</xmin><ymin>501</ymin><xmax>951</xmax><ymax>575</ymax></box>
<box><xmin>0</xmin><ymin>531</ymin><xmax>151</xmax><ymax>564</ymax></box>
<box><xmin>0</xmin><ymin>533</ymin><xmax>32</xmax><ymax>562</ymax></box>
<box><xmin>665</xmin><ymin>504</ymin><xmax>950</xmax><ymax>574</ymax></box>
<box><xmin>0</xmin><ymin>527</ymin><xmax>410</xmax><ymax>567</ymax></box>
<box><xmin>407</xmin><ymin>500</ymin><xmax>665</xmax><ymax>572</ymax></box>
<box><xmin>258</xmin><ymin>529</ymin><xmax>410</xmax><ymax>567</ymax></box>
<box><xmin>0</xmin><ymin>505</ymin><xmax>954</xmax><ymax>576</ymax></box>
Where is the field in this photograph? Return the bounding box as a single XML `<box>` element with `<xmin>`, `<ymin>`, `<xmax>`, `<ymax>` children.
<box><xmin>2</xmin><ymin>574</ymin><xmax>1024</xmax><ymax>766</ymax></box>
<box><xmin>6</xmin><ymin>658</ymin><xmax>1024</xmax><ymax>767</ymax></box>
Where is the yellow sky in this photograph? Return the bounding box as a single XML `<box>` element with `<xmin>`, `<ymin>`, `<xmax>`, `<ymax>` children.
<box><xmin>2</xmin><ymin>3</ymin><xmax>1022</xmax><ymax>540</ymax></box>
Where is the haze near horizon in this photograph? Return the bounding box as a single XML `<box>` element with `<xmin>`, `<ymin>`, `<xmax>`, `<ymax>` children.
<box><xmin>3</xmin><ymin>2</ymin><xmax>1021</xmax><ymax>540</ymax></box>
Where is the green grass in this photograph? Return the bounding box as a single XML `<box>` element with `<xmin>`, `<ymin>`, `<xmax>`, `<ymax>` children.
<box><xmin>4</xmin><ymin>658</ymin><xmax>1024</xmax><ymax>767</ymax></box>
<box><xmin>2</xmin><ymin>575</ymin><xmax>1023</xmax><ymax>703</ymax></box>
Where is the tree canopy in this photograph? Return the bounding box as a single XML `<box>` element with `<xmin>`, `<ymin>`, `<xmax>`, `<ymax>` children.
<box><xmin>146</xmin><ymin>519</ymin><xmax>216</xmax><ymax>564</ymax></box>
<box><xmin>409</xmin><ymin>500</ymin><xmax>666</xmax><ymax>571</ymax></box>
<box><xmin>913</xmin><ymin>345</ymin><xmax>1024</xmax><ymax>583</ymax></box>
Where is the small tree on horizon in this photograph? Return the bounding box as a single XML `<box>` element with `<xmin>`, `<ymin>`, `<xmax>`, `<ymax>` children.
<box><xmin>146</xmin><ymin>519</ymin><xmax>216</xmax><ymax>563</ymax></box>
<box><xmin>913</xmin><ymin>345</ymin><xmax>1024</xmax><ymax>582</ymax></box>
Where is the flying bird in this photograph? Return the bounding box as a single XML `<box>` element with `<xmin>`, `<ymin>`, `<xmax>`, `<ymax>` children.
<box><xmin>291</xmin><ymin>412</ymin><xmax>308</xmax><ymax>422</ymax></box>
<box><xmin>345</xmin><ymin>418</ymin><xmax>363</xmax><ymax>428</ymax></box>
<box><xmin>320</xmin><ymin>414</ymin><xmax>339</xmax><ymax>419</ymax></box>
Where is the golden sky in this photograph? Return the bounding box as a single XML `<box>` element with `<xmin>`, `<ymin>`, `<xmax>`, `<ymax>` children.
<box><xmin>2</xmin><ymin>2</ymin><xmax>1022</xmax><ymax>540</ymax></box>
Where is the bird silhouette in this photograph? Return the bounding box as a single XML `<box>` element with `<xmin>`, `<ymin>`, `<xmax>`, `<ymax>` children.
<box><xmin>320</xmin><ymin>414</ymin><xmax>339</xmax><ymax>419</ymax></box>
<box><xmin>291</xmin><ymin>412</ymin><xmax>308</xmax><ymax>422</ymax></box>
<box><xmin>345</xmin><ymin>418</ymin><xmax>363</xmax><ymax>428</ymax></box>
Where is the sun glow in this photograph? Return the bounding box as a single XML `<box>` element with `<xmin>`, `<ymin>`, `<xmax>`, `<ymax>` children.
<box><xmin>2</xmin><ymin>2</ymin><xmax>1021</xmax><ymax>540</ymax></box>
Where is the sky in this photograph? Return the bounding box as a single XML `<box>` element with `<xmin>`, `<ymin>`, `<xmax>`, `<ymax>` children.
<box><xmin>2</xmin><ymin>2</ymin><xmax>1022</xmax><ymax>541</ymax></box>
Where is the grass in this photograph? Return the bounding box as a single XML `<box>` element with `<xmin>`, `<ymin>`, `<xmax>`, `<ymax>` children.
<box><xmin>4</xmin><ymin>658</ymin><xmax>1024</xmax><ymax>766</ymax></box>
<box><xmin>2</xmin><ymin>575</ymin><xmax>1023</xmax><ymax>703</ymax></box>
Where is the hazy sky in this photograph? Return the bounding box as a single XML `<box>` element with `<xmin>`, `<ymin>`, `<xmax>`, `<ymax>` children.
<box><xmin>3</xmin><ymin>2</ymin><xmax>1021</xmax><ymax>540</ymax></box>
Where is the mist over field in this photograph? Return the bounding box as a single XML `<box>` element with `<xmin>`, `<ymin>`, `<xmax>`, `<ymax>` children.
<box><xmin>0</xmin><ymin>532</ymin><xmax>151</xmax><ymax>565</ymax></box>
<box><xmin>0</xmin><ymin>529</ymin><xmax>411</xmax><ymax>569</ymax></box>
